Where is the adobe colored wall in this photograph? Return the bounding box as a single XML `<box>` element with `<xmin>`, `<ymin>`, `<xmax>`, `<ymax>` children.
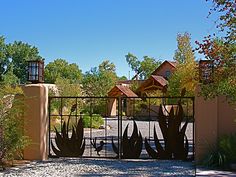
<box><xmin>218</xmin><ymin>96</ymin><xmax>236</xmax><ymax>136</ymax></box>
<box><xmin>152</xmin><ymin>62</ymin><xmax>175</xmax><ymax>78</ymax></box>
<box><xmin>195</xmin><ymin>88</ymin><xmax>236</xmax><ymax>162</ymax></box>
<box><xmin>22</xmin><ymin>84</ymin><xmax>49</xmax><ymax>160</ymax></box>
<box><xmin>108</xmin><ymin>98</ymin><xmax>117</xmax><ymax>117</ymax></box>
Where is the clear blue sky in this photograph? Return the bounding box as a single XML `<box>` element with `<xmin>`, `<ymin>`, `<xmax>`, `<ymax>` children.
<box><xmin>0</xmin><ymin>0</ymin><xmax>218</xmax><ymax>78</ymax></box>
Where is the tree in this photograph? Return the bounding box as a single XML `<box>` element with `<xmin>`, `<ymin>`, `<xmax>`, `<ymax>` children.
<box><xmin>119</xmin><ymin>75</ymin><xmax>128</xmax><ymax>81</ymax></box>
<box><xmin>7</xmin><ymin>41</ymin><xmax>43</xmax><ymax>83</ymax></box>
<box><xmin>125</xmin><ymin>53</ymin><xmax>161</xmax><ymax>79</ymax></box>
<box><xmin>0</xmin><ymin>37</ymin><xmax>8</xmax><ymax>82</ymax></box>
<box><xmin>207</xmin><ymin>0</ymin><xmax>236</xmax><ymax>42</ymax></box>
<box><xmin>168</xmin><ymin>33</ymin><xmax>198</xmax><ymax>96</ymax></box>
<box><xmin>0</xmin><ymin>36</ymin><xmax>43</xmax><ymax>84</ymax></box>
<box><xmin>98</xmin><ymin>60</ymin><xmax>116</xmax><ymax>73</ymax></box>
<box><xmin>196</xmin><ymin>38</ymin><xmax>236</xmax><ymax>102</ymax></box>
<box><xmin>55</xmin><ymin>77</ymin><xmax>81</xmax><ymax>97</ymax></box>
<box><xmin>82</xmin><ymin>60</ymin><xmax>118</xmax><ymax>97</ymax></box>
<box><xmin>174</xmin><ymin>33</ymin><xmax>195</xmax><ymax>64</ymax></box>
<box><xmin>44</xmin><ymin>59</ymin><xmax>82</xmax><ymax>84</ymax></box>
<box><xmin>1</xmin><ymin>64</ymin><xmax>19</xmax><ymax>85</ymax></box>
<box><xmin>196</xmin><ymin>0</ymin><xmax>236</xmax><ymax>102</ymax></box>
<box><xmin>126</xmin><ymin>53</ymin><xmax>140</xmax><ymax>74</ymax></box>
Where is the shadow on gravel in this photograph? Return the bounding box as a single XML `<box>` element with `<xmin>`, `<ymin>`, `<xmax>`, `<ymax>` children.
<box><xmin>3</xmin><ymin>158</ymin><xmax>195</xmax><ymax>176</ymax></box>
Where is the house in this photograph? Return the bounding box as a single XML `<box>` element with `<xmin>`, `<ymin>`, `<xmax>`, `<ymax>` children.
<box><xmin>107</xmin><ymin>60</ymin><xmax>177</xmax><ymax>117</ymax></box>
<box><xmin>107</xmin><ymin>85</ymin><xmax>138</xmax><ymax>117</ymax></box>
<box><xmin>136</xmin><ymin>60</ymin><xmax>177</xmax><ymax>96</ymax></box>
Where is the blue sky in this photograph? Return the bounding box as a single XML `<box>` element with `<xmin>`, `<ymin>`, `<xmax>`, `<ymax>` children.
<box><xmin>0</xmin><ymin>0</ymin><xmax>218</xmax><ymax>77</ymax></box>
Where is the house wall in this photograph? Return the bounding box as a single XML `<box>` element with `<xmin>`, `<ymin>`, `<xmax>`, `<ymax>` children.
<box><xmin>22</xmin><ymin>84</ymin><xmax>48</xmax><ymax>160</ymax></box>
<box><xmin>152</xmin><ymin>62</ymin><xmax>176</xmax><ymax>78</ymax></box>
<box><xmin>195</xmin><ymin>88</ymin><xmax>236</xmax><ymax>162</ymax></box>
<box><xmin>108</xmin><ymin>98</ymin><xmax>117</xmax><ymax>117</ymax></box>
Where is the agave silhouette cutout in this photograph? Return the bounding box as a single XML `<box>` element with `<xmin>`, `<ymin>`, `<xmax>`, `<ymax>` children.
<box><xmin>145</xmin><ymin>103</ymin><xmax>189</xmax><ymax>160</ymax></box>
<box><xmin>51</xmin><ymin>104</ymin><xmax>85</xmax><ymax>157</ymax></box>
<box><xmin>112</xmin><ymin>120</ymin><xmax>143</xmax><ymax>159</ymax></box>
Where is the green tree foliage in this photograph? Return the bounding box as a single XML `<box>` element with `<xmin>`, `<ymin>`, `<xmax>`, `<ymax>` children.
<box><xmin>7</xmin><ymin>41</ymin><xmax>43</xmax><ymax>83</ymax></box>
<box><xmin>44</xmin><ymin>59</ymin><xmax>82</xmax><ymax>84</ymax></box>
<box><xmin>126</xmin><ymin>53</ymin><xmax>161</xmax><ymax>79</ymax></box>
<box><xmin>1</xmin><ymin>64</ymin><xmax>19</xmax><ymax>85</ymax></box>
<box><xmin>0</xmin><ymin>36</ymin><xmax>43</xmax><ymax>84</ymax></box>
<box><xmin>55</xmin><ymin>78</ymin><xmax>81</xmax><ymax>97</ymax></box>
<box><xmin>197</xmin><ymin>38</ymin><xmax>236</xmax><ymax>102</ymax></box>
<box><xmin>82</xmin><ymin>60</ymin><xmax>118</xmax><ymax>96</ymax></box>
<box><xmin>207</xmin><ymin>0</ymin><xmax>236</xmax><ymax>42</ymax></box>
<box><xmin>0</xmin><ymin>85</ymin><xmax>29</xmax><ymax>164</ymax></box>
<box><xmin>174</xmin><ymin>33</ymin><xmax>195</xmax><ymax>64</ymax></box>
<box><xmin>0</xmin><ymin>37</ymin><xmax>8</xmax><ymax>82</ymax></box>
<box><xmin>125</xmin><ymin>53</ymin><xmax>140</xmax><ymax>73</ymax></box>
<box><xmin>119</xmin><ymin>75</ymin><xmax>128</xmax><ymax>81</ymax></box>
<box><xmin>196</xmin><ymin>0</ymin><xmax>236</xmax><ymax>102</ymax></box>
<box><xmin>98</xmin><ymin>60</ymin><xmax>116</xmax><ymax>73</ymax></box>
<box><xmin>168</xmin><ymin>33</ymin><xmax>198</xmax><ymax>96</ymax></box>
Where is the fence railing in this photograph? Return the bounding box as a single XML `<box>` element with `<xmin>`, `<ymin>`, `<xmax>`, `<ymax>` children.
<box><xmin>48</xmin><ymin>96</ymin><xmax>195</xmax><ymax>159</ymax></box>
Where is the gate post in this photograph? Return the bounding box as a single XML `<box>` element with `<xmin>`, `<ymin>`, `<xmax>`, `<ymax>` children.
<box><xmin>22</xmin><ymin>84</ymin><xmax>49</xmax><ymax>160</ymax></box>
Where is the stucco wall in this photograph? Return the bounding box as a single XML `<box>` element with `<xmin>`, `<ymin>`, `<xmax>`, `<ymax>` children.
<box><xmin>195</xmin><ymin>91</ymin><xmax>236</xmax><ymax>162</ymax></box>
<box><xmin>152</xmin><ymin>62</ymin><xmax>175</xmax><ymax>78</ymax></box>
<box><xmin>22</xmin><ymin>84</ymin><xmax>48</xmax><ymax>160</ymax></box>
<box><xmin>218</xmin><ymin>96</ymin><xmax>236</xmax><ymax>136</ymax></box>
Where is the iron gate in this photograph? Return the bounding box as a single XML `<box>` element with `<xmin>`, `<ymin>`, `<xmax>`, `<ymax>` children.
<box><xmin>48</xmin><ymin>96</ymin><xmax>194</xmax><ymax>160</ymax></box>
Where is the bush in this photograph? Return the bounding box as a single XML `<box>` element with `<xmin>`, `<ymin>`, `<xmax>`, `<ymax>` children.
<box><xmin>219</xmin><ymin>134</ymin><xmax>236</xmax><ymax>165</ymax></box>
<box><xmin>82</xmin><ymin>114</ymin><xmax>104</xmax><ymax>129</ymax></box>
<box><xmin>0</xmin><ymin>85</ymin><xmax>30</xmax><ymax>166</ymax></box>
<box><xmin>202</xmin><ymin>133</ymin><xmax>236</xmax><ymax>169</ymax></box>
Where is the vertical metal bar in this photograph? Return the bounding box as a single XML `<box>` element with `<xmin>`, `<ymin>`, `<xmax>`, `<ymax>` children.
<box><xmin>192</xmin><ymin>97</ymin><xmax>195</xmax><ymax>160</ymax></box>
<box><xmin>120</xmin><ymin>97</ymin><xmax>123</xmax><ymax>159</ymax></box>
<box><xmin>76</xmin><ymin>98</ymin><xmax>78</xmax><ymax>124</ymax></box>
<box><xmin>117</xmin><ymin>97</ymin><xmax>120</xmax><ymax>159</ymax></box>
<box><xmin>90</xmin><ymin>98</ymin><xmax>93</xmax><ymax>157</ymax></box>
<box><xmin>187</xmin><ymin>98</ymin><xmax>189</xmax><ymax>118</ymax></box>
<box><xmin>48</xmin><ymin>97</ymin><xmax>51</xmax><ymax>157</ymax></box>
<box><xmin>148</xmin><ymin>97</ymin><xmax>151</xmax><ymax>142</ymax></box>
<box><xmin>105</xmin><ymin>98</ymin><xmax>107</xmax><ymax>157</ymax></box>
<box><xmin>60</xmin><ymin>97</ymin><xmax>63</xmax><ymax>133</ymax></box>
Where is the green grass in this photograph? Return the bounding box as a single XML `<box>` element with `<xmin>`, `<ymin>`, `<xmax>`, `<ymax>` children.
<box><xmin>50</xmin><ymin>114</ymin><xmax>104</xmax><ymax>132</ymax></box>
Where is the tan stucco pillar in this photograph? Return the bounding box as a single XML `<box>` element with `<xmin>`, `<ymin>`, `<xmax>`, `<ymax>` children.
<box><xmin>195</xmin><ymin>86</ymin><xmax>218</xmax><ymax>162</ymax></box>
<box><xmin>22</xmin><ymin>84</ymin><xmax>48</xmax><ymax>160</ymax></box>
<box><xmin>195</xmin><ymin>86</ymin><xmax>236</xmax><ymax>162</ymax></box>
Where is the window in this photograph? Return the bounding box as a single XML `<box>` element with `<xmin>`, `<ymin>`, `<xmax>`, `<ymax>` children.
<box><xmin>165</xmin><ymin>70</ymin><xmax>171</xmax><ymax>78</ymax></box>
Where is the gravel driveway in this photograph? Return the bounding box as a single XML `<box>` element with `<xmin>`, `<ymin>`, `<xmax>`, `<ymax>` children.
<box><xmin>1</xmin><ymin>158</ymin><xmax>195</xmax><ymax>177</ymax></box>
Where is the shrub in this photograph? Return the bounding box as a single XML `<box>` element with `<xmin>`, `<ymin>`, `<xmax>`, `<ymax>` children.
<box><xmin>82</xmin><ymin>114</ymin><xmax>104</xmax><ymax>129</ymax></box>
<box><xmin>219</xmin><ymin>134</ymin><xmax>236</xmax><ymax>166</ymax></box>
<box><xmin>0</xmin><ymin>85</ymin><xmax>30</xmax><ymax>166</ymax></box>
<box><xmin>202</xmin><ymin>133</ymin><xmax>236</xmax><ymax>169</ymax></box>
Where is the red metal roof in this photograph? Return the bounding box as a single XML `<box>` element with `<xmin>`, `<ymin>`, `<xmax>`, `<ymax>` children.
<box><xmin>108</xmin><ymin>85</ymin><xmax>138</xmax><ymax>97</ymax></box>
<box><xmin>150</xmin><ymin>75</ymin><xmax>168</xmax><ymax>87</ymax></box>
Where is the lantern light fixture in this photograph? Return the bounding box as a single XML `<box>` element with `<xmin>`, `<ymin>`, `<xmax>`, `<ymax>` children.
<box><xmin>27</xmin><ymin>60</ymin><xmax>44</xmax><ymax>84</ymax></box>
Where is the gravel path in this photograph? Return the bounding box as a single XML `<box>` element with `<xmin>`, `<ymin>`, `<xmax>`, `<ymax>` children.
<box><xmin>1</xmin><ymin>158</ymin><xmax>195</xmax><ymax>177</ymax></box>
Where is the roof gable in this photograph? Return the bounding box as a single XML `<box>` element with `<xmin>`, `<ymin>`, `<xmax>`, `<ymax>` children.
<box><xmin>108</xmin><ymin>85</ymin><xmax>138</xmax><ymax>97</ymax></box>
<box><xmin>152</xmin><ymin>60</ymin><xmax>177</xmax><ymax>76</ymax></box>
<box><xmin>136</xmin><ymin>75</ymin><xmax>168</xmax><ymax>93</ymax></box>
